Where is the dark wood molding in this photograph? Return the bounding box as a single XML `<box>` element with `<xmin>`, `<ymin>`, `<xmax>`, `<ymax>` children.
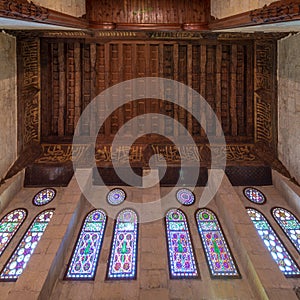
<box><xmin>0</xmin><ymin>0</ymin><xmax>88</xmax><ymax>29</ymax></box>
<box><xmin>210</xmin><ymin>0</ymin><xmax>300</xmax><ymax>30</ymax></box>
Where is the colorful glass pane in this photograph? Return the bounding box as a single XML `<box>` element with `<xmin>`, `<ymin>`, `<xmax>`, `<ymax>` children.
<box><xmin>65</xmin><ymin>210</ymin><xmax>107</xmax><ymax>279</ymax></box>
<box><xmin>33</xmin><ymin>188</ymin><xmax>56</xmax><ymax>206</ymax></box>
<box><xmin>0</xmin><ymin>209</ymin><xmax>27</xmax><ymax>257</ymax></box>
<box><xmin>107</xmin><ymin>189</ymin><xmax>126</xmax><ymax>206</ymax></box>
<box><xmin>107</xmin><ymin>209</ymin><xmax>138</xmax><ymax>279</ymax></box>
<box><xmin>165</xmin><ymin>209</ymin><xmax>198</xmax><ymax>278</ymax></box>
<box><xmin>176</xmin><ymin>189</ymin><xmax>195</xmax><ymax>206</ymax></box>
<box><xmin>0</xmin><ymin>209</ymin><xmax>54</xmax><ymax>281</ymax></box>
<box><xmin>244</xmin><ymin>187</ymin><xmax>265</xmax><ymax>204</ymax></box>
<box><xmin>247</xmin><ymin>208</ymin><xmax>300</xmax><ymax>277</ymax></box>
<box><xmin>272</xmin><ymin>207</ymin><xmax>300</xmax><ymax>253</ymax></box>
<box><xmin>196</xmin><ymin>209</ymin><xmax>240</xmax><ymax>277</ymax></box>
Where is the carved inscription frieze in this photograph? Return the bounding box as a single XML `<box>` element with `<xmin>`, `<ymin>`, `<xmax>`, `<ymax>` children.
<box><xmin>20</xmin><ymin>39</ymin><xmax>40</xmax><ymax>145</ymax></box>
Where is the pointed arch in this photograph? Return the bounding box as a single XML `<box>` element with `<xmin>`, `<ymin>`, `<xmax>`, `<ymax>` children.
<box><xmin>65</xmin><ymin>209</ymin><xmax>107</xmax><ymax>280</ymax></box>
<box><xmin>107</xmin><ymin>209</ymin><xmax>138</xmax><ymax>279</ymax></box>
<box><xmin>247</xmin><ymin>207</ymin><xmax>300</xmax><ymax>277</ymax></box>
<box><xmin>0</xmin><ymin>209</ymin><xmax>27</xmax><ymax>257</ymax></box>
<box><xmin>0</xmin><ymin>209</ymin><xmax>55</xmax><ymax>281</ymax></box>
<box><xmin>272</xmin><ymin>207</ymin><xmax>300</xmax><ymax>253</ymax></box>
<box><xmin>195</xmin><ymin>208</ymin><xmax>240</xmax><ymax>278</ymax></box>
<box><xmin>165</xmin><ymin>208</ymin><xmax>199</xmax><ymax>279</ymax></box>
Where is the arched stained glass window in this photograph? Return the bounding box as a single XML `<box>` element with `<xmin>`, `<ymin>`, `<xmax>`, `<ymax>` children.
<box><xmin>65</xmin><ymin>209</ymin><xmax>107</xmax><ymax>280</ymax></box>
<box><xmin>243</xmin><ymin>187</ymin><xmax>266</xmax><ymax>204</ymax></box>
<box><xmin>272</xmin><ymin>207</ymin><xmax>300</xmax><ymax>253</ymax></box>
<box><xmin>0</xmin><ymin>209</ymin><xmax>27</xmax><ymax>257</ymax></box>
<box><xmin>196</xmin><ymin>209</ymin><xmax>240</xmax><ymax>278</ymax></box>
<box><xmin>165</xmin><ymin>209</ymin><xmax>198</xmax><ymax>279</ymax></box>
<box><xmin>0</xmin><ymin>209</ymin><xmax>55</xmax><ymax>281</ymax></box>
<box><xmin>107</xmin><ymin>209</ymin><xmax>138</xmax><ymax>279</ymax></box>
<box><xmin>247</xmin><ymin>208</ymin><xmax>300</xmax><ymax>277</ymax></box>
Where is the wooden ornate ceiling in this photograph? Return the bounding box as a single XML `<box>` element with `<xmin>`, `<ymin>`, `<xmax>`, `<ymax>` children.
<box><xmin>1</xmin><ymin>0</ymin><xmax>296</xmax><ymax>185</ymax></box>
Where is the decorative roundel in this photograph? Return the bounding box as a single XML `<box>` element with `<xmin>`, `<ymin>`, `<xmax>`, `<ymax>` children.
<box><xmin>176</xmin><ymin>189</ymin><xmax>195</xmax><ymax>206</ymax></box>
<box><xmin>107</xmin><ymin>188</ymin><xmax>126</xmax><ymax>205</ymax></box>
<box><xmin>33</xmin><ymin>188</ymin><xmax>56</xmax><ymax>206</ymax></box>
<box><xmin>243</xmin><ymin>187</ymin><xmax>266</xmax><ymax>204</ymax></box>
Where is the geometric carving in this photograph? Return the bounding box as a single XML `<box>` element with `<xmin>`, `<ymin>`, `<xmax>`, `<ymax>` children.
<box><xmin>250</xmin><ymin>1</ymin><xmax>300</xmax><ymax>24</ymax></box>
<box><xmin>19</xmin><ymin>38</ymin><xmax>40</xmax><ymax>145</ymax></box>
<box><xmin>254</xmin><ymin>41</ymin><xmax>277</xmax><ymax>148</ymax></box>
<box><xmin>0</xmin><ymin>0</ymin><xmax>49</xmax><ymax>21</ymax></box>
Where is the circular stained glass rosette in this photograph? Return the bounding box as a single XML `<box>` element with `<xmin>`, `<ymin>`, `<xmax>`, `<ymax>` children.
<box><xmin>243</xmin><ymin>187</ymin><xmax>266</xmax><ymax>204</ymax></box>
<box><xmin>33</xmin><ymin>188</ymin><xmax>56</xmax><ymax>206</ymax></box>
<box><xmin>176</xmin><ymin>189</ymin><xmax>195</xmax><ymax>206</ymax></box>
<box><xmin>107</xmin><ymin>189</ymin><xmax>126</xmax><ymax>206</ymax></box>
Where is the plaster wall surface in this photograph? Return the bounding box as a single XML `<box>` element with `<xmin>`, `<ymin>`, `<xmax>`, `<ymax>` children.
<box><xmin>0</xmin><ymin>33</ymin><xmax>17</xmax><ymax>181</ymax></box>
<box><xmin>31</xmin><ymin>0</ymin><xmax>86</xmax><ymax>17</ymax></box>
<box><xmin>278</xmin><ymin>33</ymin><xmax>300</xmax><ymax>184</ymax></box>
<box><xmin>211</xmin><ymin>0</ymin><xmax>275</xmax><ymax>19</ymax></box>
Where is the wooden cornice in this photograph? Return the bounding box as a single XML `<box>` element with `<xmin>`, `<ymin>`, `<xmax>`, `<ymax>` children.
<box><xmin>0</xmin><ymin>0</ymin><xmax>88</xmax><ymax>29</ymax></box>
<box><xmin>210</xmin><ymin>0</ymin><xmax>300</xmax><ymax>30</ymax></box>
<box><xmin>1</xmin><ymin>0</ymin><xmax>300</xmax><ymax>32</ymax></box>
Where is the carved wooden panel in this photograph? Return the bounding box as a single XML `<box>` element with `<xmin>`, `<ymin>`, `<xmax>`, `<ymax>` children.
<box><xmin>40</xmin><ymin>38</ymin><xmax>254</xmax><ymax>144</ymax></box>
<box><xmin>254</xmin><ymin>40</ymin><xmax>277</xmax><ymax>148</ymax></box>
<box><xmin>18</xmin><ymin>37</ymin><xmax>40</xmax><ymax>148</ymax></box>
<box><xmin>86</xmin><ymin>0</ymin><xmax>210</xmax><ymax>25</ymax></box>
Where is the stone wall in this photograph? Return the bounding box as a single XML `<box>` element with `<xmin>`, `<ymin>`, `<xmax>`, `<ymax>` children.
<box><xmin>31</xmin><ymin>0</ymin><xmax>86</xmax><ymax>17</ymax></box>
<box><xmin>278</xmin><ymin>33</ymin><xmax>300</xmax><ymax>184</ymax></box>
<box><xmin>211</xmin><ymin>0</ymin><xmax>275</xmax><ymax>19</ymax></box>
<box><xmin>0</xmin><ymin>33</ymin><xmax>17</xmax><ymax>181</ymax></box>
<box><xmin>0</xmin><ymin>171</ymin><xmax>299</xmax><ymax>299</ymax></box>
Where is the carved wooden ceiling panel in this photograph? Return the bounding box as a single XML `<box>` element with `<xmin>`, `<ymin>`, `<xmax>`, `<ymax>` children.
<box><xmin>40</xmin><ymin>38</ymin><xmax>254</xmax><ymax>144</ymax></box>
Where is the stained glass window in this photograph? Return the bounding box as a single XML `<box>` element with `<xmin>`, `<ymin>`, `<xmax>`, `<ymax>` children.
<box><xmin>0</xmin><ymin>209</ymin><xmax>55</xmax><ymax>281</ymax></box>
<box><xmin>247</xmin><ymin>208</ymin><xmax>300</xmax><ymax>277</ymax></box>
<box><xmin>107</xmin><ymin>209</ymin><xmax>138</xmax><ymax>279</ymax></box>
<box><xmin>272</xmin><ymin>207</ymin><xmax>300</xmax><ymax>253</ymax></box>
<box><xmin>196</xmin><ymin>209</ymin><xmax>240</xmax><ymax>278</ymax></box>
<box><xmin>176</xmin><ymin>189</ymin><xmax>195</xmax><ymax>206</ymax></box>
<box><xmin>33</xmin><ymin>188</ymin><xmax>56</xmax><ymax>206</ymax></box>
<box><xmin>0</xmin><ymin>209</ymin><xmax>27</xmax><ymax>257</ymax></box>
<box><xmin>165</xmin><ymin>209</ymin><xmax>198</xmax><ymax>278</ymax></box>
<box><xmin>65</xmin><ymin>210</ymin><xmax>107</xmax><ymax>280</ymax></box>
<box><xmin>243</xmin><ymin>187</ymin><xmax>266</xmax><ymax>204</ymax></box>
<box><xmin>107</xmin><ymin>188</ymin><xmax>126</xmax><ymax>206</ymax></box>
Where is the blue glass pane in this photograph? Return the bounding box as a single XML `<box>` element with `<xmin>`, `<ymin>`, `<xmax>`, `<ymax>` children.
<box><xmin>65</xmin><ymin>210</ymin><xmax>107</xmax><ymax>279</ymax></box>
<box><xmin>0</xmin><ymin>209</ymin><xmax>27</xmax><ymax>257</ymax></box>
<box><xmin>247</xmin><ymin>208</ymin><xmax>300</xmax><ymax>277</ymax></box>
<box><xmin>0</xmin><ymin>210</ymin><xmax>54</xmax><ymax>281</ymax></box>
<box><xmin>176</xmin><ymin>189</ymin><xmax>195</xmax><ymax>206</ymax></box>
<box><xmin>166</xmin><ymin>209</ymin><xmax>198</xmax><ymax>278</ymax></box>
<box><xmin>272</xmin><ymin>207</ymin><xmax>300</xmax><ymax>253</ymax></box>
<box><xmin>196</xmin><ymin>209</ymin><xmax>240</xmax><ymax>277</ymax></box>
<box><xmin>107</xmin><ymin>189</ymin><xmax>126</xmax><ymax>206</ymax></box>
<box><xmin>244</xmin><ymin>187</ymin><xmax>265</xmax><ymax>204</ymax></box>
<box><xmin>107</xmin><ymin>209</ymin><xmax>138</xmax><ymax>279</ymax></box>
<box><xmin>33</xmin><ymin>188</ymin><xmax>56</xmax><ymax>206</ymax></box>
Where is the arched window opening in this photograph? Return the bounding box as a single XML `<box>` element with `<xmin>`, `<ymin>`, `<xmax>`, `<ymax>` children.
<box><xmin>247</xmin><ymin>208</ymin><xmax>300</xmax><ymax>277</ymax></box>
<box><xmin>0</xmin><ymin>209</ymin><xmax>55</xmax><ymax>281</ymax></box>
<box><xmin>65</xmin><ymin>209</ymin><xmax>107</xmax><ymax>280</ymax></box>
<box><xmin>0</xmin><ymin>209</ymin><xmax>27</xmax><ymax>257</ymax></box>
<box><xmin>107</xmin><ymin>209</ymin><xmax>138</xmax><ymax>279</ymax></box>
<box><xmin>272</xmin><ymin>207</ymin><xmax>300</xmax><ymax>253</ymax></box>
<box><xmin>196</xmin><ymin>208</ymin><xmax>240</xmax><ymax>278</ymax></box>
<box><xmin>165</xmin><ymin>208</ymin><xmax>199</xmax><ymax>279</ymax></box>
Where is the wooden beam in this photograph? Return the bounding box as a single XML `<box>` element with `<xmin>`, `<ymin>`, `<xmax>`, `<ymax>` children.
<box><xmin>0</xmin><ymin>0</ymin><xmax>88</xmax><ymax>29</ymax></box>
<box><xmin>210</xmin><ymin>0</ymin><xmax>300</xmax><ymax>30</ymax></box>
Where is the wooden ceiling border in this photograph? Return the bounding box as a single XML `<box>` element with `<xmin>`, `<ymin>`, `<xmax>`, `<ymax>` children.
<box><xmin>210</xmin><ymin>0</ymin><xmax>300</xmax><ymax>30</ymax></box>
